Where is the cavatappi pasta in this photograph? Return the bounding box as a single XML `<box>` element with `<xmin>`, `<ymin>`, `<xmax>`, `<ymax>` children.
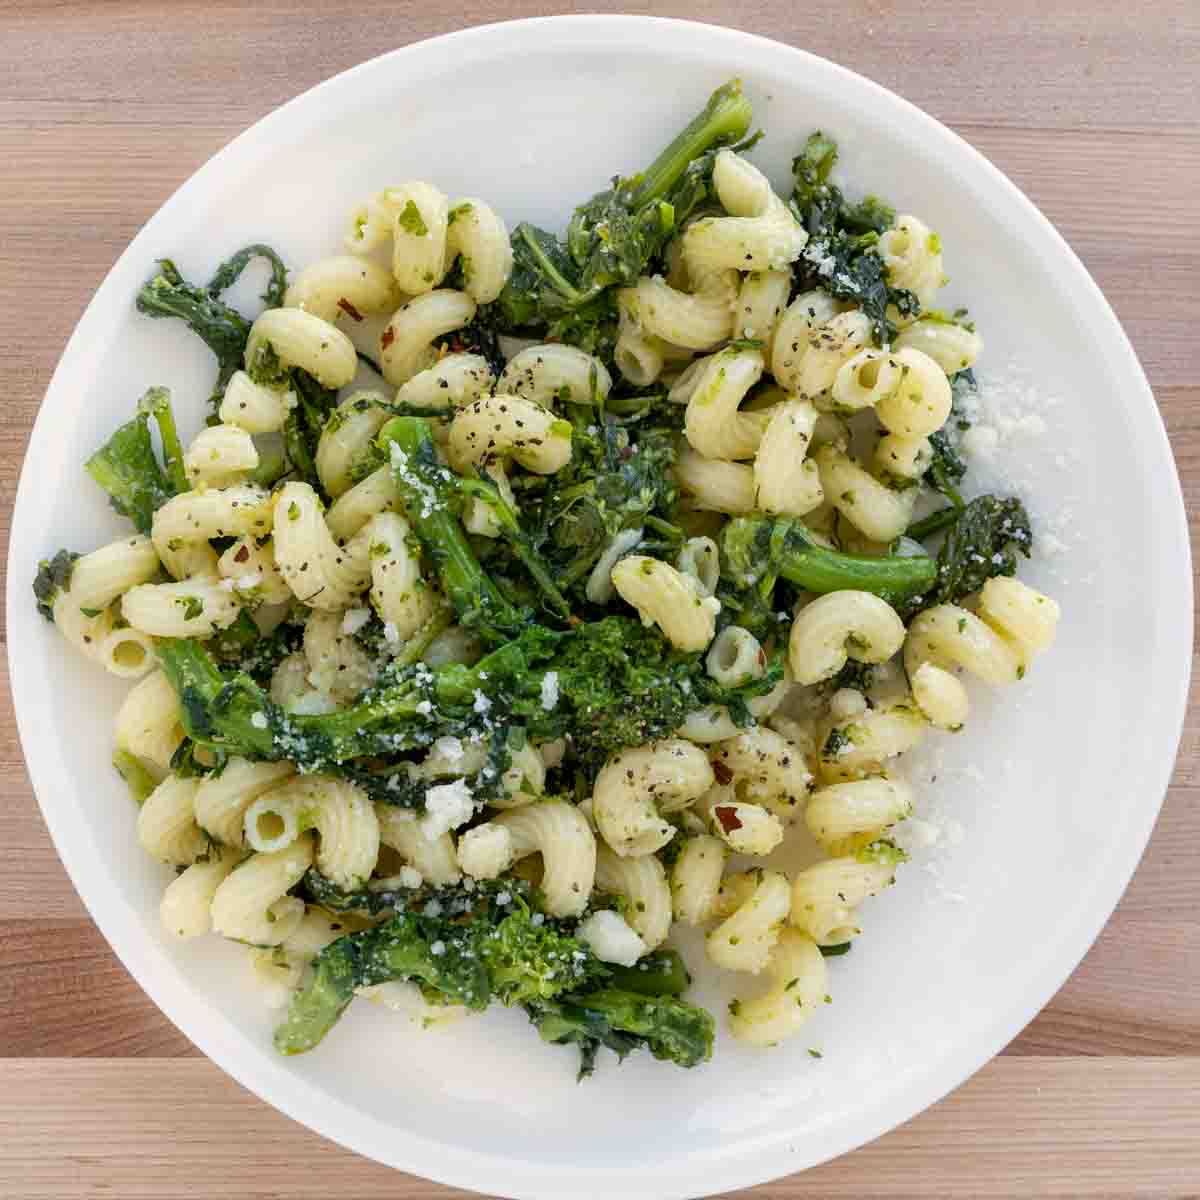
<box><xmin>35</xmin><ymin>81</ymin><xmax>1060</xmax><ymax>1078</ymax></box>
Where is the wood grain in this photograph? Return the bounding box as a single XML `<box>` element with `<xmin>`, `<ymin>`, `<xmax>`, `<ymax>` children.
<box><xmin>1</xmin><ymin>1</ymin><xmax>1197</xmax><ymax>1196</ymax></box>
<box><xmin>2</xmin><ymin>1058</ymin><xmax>1198</xmax><ymax>1198</ymax></box>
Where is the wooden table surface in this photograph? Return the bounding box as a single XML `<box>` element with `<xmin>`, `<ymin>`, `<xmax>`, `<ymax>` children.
<box><xmin>2</xmin><ymin>2</ymin><xmax>1197</xmax><ymax>1196</ymax></box>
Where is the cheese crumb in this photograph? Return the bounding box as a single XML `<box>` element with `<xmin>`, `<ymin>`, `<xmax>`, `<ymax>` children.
<box><xmin>576</xmin><ymin>910</ymin><xmax>647</xmax><ymax>968</ymax></box>
<box><xmin>540</xmin><ymin>671</ymin><xmax>560</xmax><ymax>712</ymax></box>
<box><xmin>250</xmin><ymin>712</ymin><xmax>268</xmax><ymax>730</ymax></box>
<box><xmin>421</xmin><ymin>778</ymin><xmax>476</xmax><ymax>840</ymax></box>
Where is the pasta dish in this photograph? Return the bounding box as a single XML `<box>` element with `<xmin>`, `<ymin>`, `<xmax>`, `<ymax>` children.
<box><xmin>31</xmin><ymin>80</ymin><xmax>1058</xmax><ymax>1074</ymax></box>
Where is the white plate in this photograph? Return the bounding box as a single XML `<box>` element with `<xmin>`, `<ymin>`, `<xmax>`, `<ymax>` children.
<box><xmin>7</xmin><ymin>16</ymin><xmax>1191</xmax><ymax>1199</ymax></box>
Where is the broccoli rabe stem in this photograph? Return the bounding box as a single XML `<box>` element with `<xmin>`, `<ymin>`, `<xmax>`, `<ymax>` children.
<box><xmin>377</xmin><ymin>417</ymin><xmax>528</xmax><ymax>641</ymax></box>
<box><xmin>629</xmin><ymin>79</ymin><xmax>753</xmax><ymax>209</ymax></box>
<box><xmin>721</xmin><ymin>516</ymin><xmax>936</xmax><ymax>606</ymax></box>
<box><xmin>139</xmin><ymin>387</ymin><xmax>188</xmax><ymax>493</ymax></box>
<box><xmin>455</xmin><ymin>470</ymin><xmax>571</xmax><ymax>620</ymax></box>
<box><xmin>604</xmin><ymin>949</ymin><xmax>690</xmax><ymax>997</ymax></box>
<box><xmin>155</xmin><ymin>633</ymin><xmax>530</xmax><ymax>766</ymax></box>
<box><xmin>905</xmin><ymin>505</ymin><xmax>960</xmax><ymax>541</ymax></box>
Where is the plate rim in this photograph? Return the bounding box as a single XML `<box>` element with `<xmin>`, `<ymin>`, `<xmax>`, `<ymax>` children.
<box><xmin>6</xmin><ymin>15</ymin><xmax>1193</xmax><ymax>1198</ymax></box>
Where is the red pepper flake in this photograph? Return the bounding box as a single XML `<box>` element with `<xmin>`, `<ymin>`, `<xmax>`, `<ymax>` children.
<box><xmin>233</xmin><ymin>544</ymin><xmax>250</xmax><ymax>563</ymax></box>
<box><xmin>381</xmin><ymin>325</ymin><xmax>396</xmax><ymax>350</ymax></box>
<box><xmin>337</xmin><ymin>297</ymin><xmax>364</xmax><ymax>322</ymax></box>
<box><xmin>714</xmin><ymin>805</ymin><xmax>742</xmax><ymax>833</ymax></box>
<box><xmin>712</xmin><ymin>760</ymin><xmax>734</xmax><ymax>786</ymax></box>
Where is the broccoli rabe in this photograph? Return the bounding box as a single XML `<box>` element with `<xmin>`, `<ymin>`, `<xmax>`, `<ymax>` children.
<box><xmin>300</xmin><ymin>867</ymin><xmax>422</xmax><ymax>916</ymax></box>
<box><xmin>276</xmin><ymin>880</ymin><xmax>711</xmax><ymax>1075</ymax></box>
<box><xmin>274</xmin><ymin>884</ymin><xmax>606</xmax><ymax>1054</ymax></box>
<box><xmin>528</xmin><ymin>419</ymin><xmax>681</xmax><ymax>604</ymax></box>
<box><xmin>85</xmin><ymin>386</ymin><xmax>187</xmax><ymax>534</ymax></box>
<box><xmin>789</xmin><ymin>132</ymin><xmax>920</xmax><ymax>344</ymax></box>
<box><xmin>924</xmin><ymin>429</ymin><xmax>968</xmax><ymax>512</ymax></box>
<box><xmin>927</xmin><ymin>494</ymin><xmax>1033</xmax><ymax>606</ymax></box>
<box><xmin>155</xmin><ymin>610</ymin><xmax>783</xmax><ymax>773</ymax></box>
<box><xmin>380</xmin><ymin>416</ymin><xmax>531</xmax><ymax>641</ymax></box>
<box><xmin>32</xmin><ymin>549</ymin><xmax>80</xmax><ymax>622</ymax></box>
<box><xmin>526</xmin><ymin>988</ymin><xmax>714</xmax><ymax>1077</ymax></box>
<box><xmin>275</xmin><ymin>912</ymin><xmax>489</xmax><ymax>1054</ymax></box>
<box><xmin>720</xmin><ymin>515</ymin><xmax>936</xmax><ymax>606</ymax></box>
<box><xmin>493</xmin><ymin>80</ymin><xmax>755</xmax><ymax>352</ymax></box>
<box><xmin>136</xmin><ymin>246</ymin><xmax>286</xmax><ymax>409</ymax></box>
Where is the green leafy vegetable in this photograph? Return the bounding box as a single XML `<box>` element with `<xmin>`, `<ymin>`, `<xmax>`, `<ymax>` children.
<box><xmin>205</xmin><ymin>243</ymin><xmax>288</xmax><ymax>308</ymax></box>
<box><xmin>493</xmin><ymin>80</ymin><xmax>754</xmax><ymax>345</ymax></box>
<box><xmin>32</xmin><ymin>549</ymin><xmax>80</xmax><ymax>622</ymax></box>
<box><xmin>721</xmin><ymin>515</ymin><xmax>936</xmax><ymax>606</ymax></box>
<box><xmin>135</xmin><ymin>244</ymin><xmax>287</xmax><ymax>409</ymax></box>
<box><xmin>274</xmin><ymin>884</ymin><xmax>606</xmax><ymax>1055</ymax></box>
<box><xmin>84</xmin><ymin>386</ymin><xmax>186</xmax><ymax>534</ymax></box>
<box><xmin>929</xmin><ymin>495</ymin><xmax>1033</xmax><ymax>605</ymax></box>
<box><xmin>527</xmin><ymin>988</ymin><xmax>714</xmax><ymax>1077</ymax></box>
<box><xmin>155</xmin><ymin>605</ymin><xmax>782</xmax><ymax>773</ymax></box>
<box><xmin>379</xmin><ymin>416</ymin><xmax>530</xmax><ymax>642</ymax></box>
<box><xmin>789</xmin><ymin>132</ymin><xmax>919</xmax><ymax>343</ymax></box>
<box><xmin>529</xmin><ymin>419</ymin><xmax>680</xmax><ymax>602</ymax></box>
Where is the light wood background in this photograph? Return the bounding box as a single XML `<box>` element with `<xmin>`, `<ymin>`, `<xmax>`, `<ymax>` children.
<box><xmin>1</xmin><ymin>2</ymin><xmax>1197</xmax><ymax>1196</ymax></box>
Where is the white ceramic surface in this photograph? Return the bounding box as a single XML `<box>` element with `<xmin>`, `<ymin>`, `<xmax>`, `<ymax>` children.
<box><xmin>7</xmin><ymin>16</ymin><xmax>1191</xmax><ymax>1199</ymax></box>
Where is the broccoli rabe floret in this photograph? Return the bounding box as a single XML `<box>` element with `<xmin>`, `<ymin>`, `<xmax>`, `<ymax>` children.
<box><xmin>479</xmin><ymin>911</ymin><xmax>609</xmax><ymax>1007</ymax></box>
<box><xmin>526</xmin><ymin>988</ymin><xmax>715</xmax><ymax>1077</ymax></box>
<box><xmin>926</xmin><ymin>494</ymin><xmax>1033</xmax><ymax>606</ymax></box>
<box><xmin>32</xmin><ymin>549</ymin><xmax>80</xmax><ymax>622</ymax></box>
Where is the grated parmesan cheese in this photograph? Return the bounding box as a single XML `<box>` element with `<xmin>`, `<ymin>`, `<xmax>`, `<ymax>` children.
<box><xmin>421</xmin><ymin>778</ymin><xmax>476</xmax><ymax>841</ymax></box>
